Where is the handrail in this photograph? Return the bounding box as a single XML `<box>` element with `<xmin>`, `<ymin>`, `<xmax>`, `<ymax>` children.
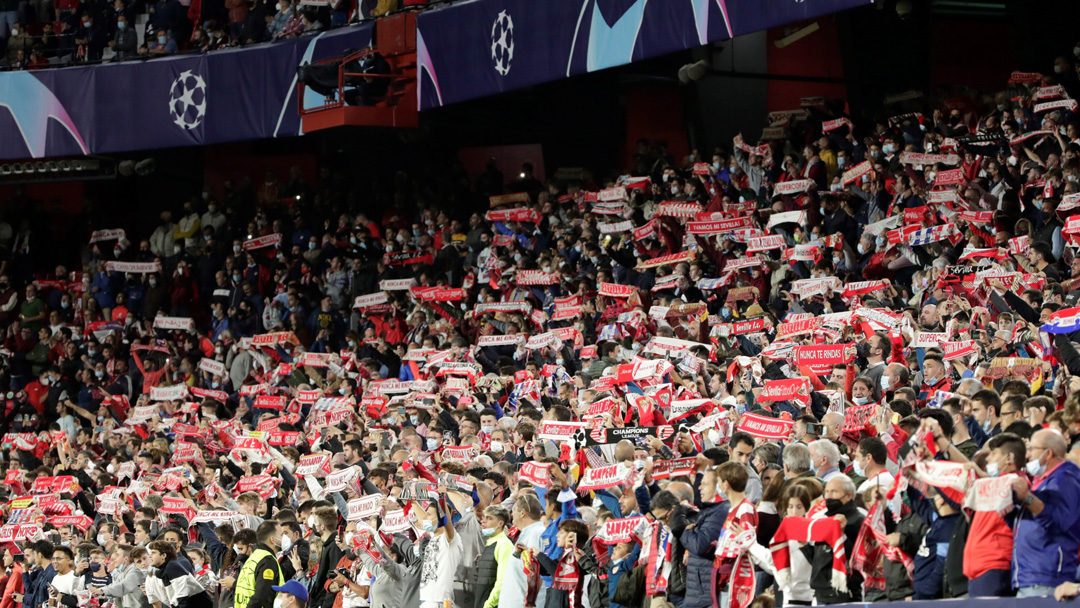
<box><xmin>298</xmin><ymin>47</ymin><xmax>407</xmax><ymax>116</ymax></box>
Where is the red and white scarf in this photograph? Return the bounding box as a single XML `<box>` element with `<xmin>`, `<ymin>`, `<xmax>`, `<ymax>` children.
<box><xmin>770</xmin><ymin>516</ymin><xmax>848</xmax><ymax>595</ymax></box>
<box><xmin>713</xmin><ymin>509</ymin><xmax>758</xmax><ymax>608</ymax></box>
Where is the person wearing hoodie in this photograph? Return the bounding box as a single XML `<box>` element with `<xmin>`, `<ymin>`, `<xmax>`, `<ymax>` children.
<box><xmin>92</xmin><ymin>546</ymin><xmax>150</xmax><ymax>608</ymax></box>
<box><xmin>1011</xmin><ymin>429</ymin><xmax>1080</xmax><ymax>597</ymax></box>
<box><xmin>679</xmin><ymin>466</ymin><xmax>730</xmax><ymax>608</ymax></box>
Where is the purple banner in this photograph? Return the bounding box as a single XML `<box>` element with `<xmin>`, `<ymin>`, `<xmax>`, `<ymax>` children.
<box><xmin>0</xmin><ymin>24</ymin><xmax>372</xmax><ymax>160</ymax></box>
<box><xmin>417</xmin><ymin>0</ymin><xmax>871</xmax><ymax>110</ymax></box>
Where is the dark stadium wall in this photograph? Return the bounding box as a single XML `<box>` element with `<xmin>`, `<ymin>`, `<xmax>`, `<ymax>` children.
<box><xmin>690</xmin><ymin>31</ymin><xmax>769</xmax><ymax>152</ymax></box>
<box><xmin>458</xmin><ymin>145</ymin><xmax>547</xmax><ymax>187</ymax></box>
<box><xmin>202</xmin><ymin>146</ymin><xmax>320</xmax><ymax>204</ymax></box>
<box><xmin>765</xmin><ymin>17</ymin><xmax>848</xmax><ymax>113</ymax></box>
<box><xmin>930</xmin><ymin>19</ymin><xmax>1015</xmax><ymax>92</ymax></box>
<box><xmin>623</xmin><ymin>86</ymin><xmax>690</xmax><ymax>172</ymax></box>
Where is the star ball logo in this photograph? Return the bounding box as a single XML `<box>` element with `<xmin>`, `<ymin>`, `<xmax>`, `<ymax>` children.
<box><xmin>168</xmin><ymin>70</ymin><xmax>207</xmax><ymax>130</ymax></box>
<box><xmin>490</xmin><ymin>10</ymin><xmax>514</xmax><ymax>76</ymax></box>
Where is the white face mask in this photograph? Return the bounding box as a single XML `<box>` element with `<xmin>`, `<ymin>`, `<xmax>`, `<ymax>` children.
<box><xmin>280</xmin><ymin>534</ymin><xmax>292</xmax><ymax>552</ymax></box>
<box><xmin>1026</xmin><ymin>450</ymin><xmax>1047</xmax><ymax>477</ymax></box>
<box><xmin>853</xmin><ymin>396</ymin><xmax>869</xmax><ymax>406</ymax></box>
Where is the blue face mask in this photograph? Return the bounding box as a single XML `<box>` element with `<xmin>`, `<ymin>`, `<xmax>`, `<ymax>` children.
<box><xmin>117</xmin><ymin>21</ymin><xmax>126</xmax><ymax>29</ymax></box>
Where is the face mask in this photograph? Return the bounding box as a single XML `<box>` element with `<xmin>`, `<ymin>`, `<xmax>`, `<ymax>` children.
<box><xmin>985</xmin><ymin>460</ymin><xmax>1000</xmax><ymax>477</ymax></box>
<box><xmin>83</xmin><ymin>21</ymin><xmax>90</xmax><ymax>27</ymax></box>
<box><xmin>307</xmin><ymin>515</ymin><xmax>316</xmax><ymax>528</ymax></box>
<box><xmin>233</xmin><ymin>245</ymin><xmax>241</xmax><ymax>254</ymax></box>
<box><xmin>1054</xmin><ymin>65</ymin><xmax>1064</xmax><ymax>74</ymax></box>
<box><xmin>824</xmin><ymin>498</ymin><xmax>845</xmax><ymax>515</ymax></box>
<box><xmin>309</xmin><ymin>242</ymin><xmax>317</xmax><ymax>250</ymax></box>
<box><xmin>880</xmin><ymin>375</ymin><xmax>892</xmax><ymax>392</ymax></box>
<box><xmin>158</xmin><ymin>36</ymin><xmax>167</xmax><ymax>44</ymax></box>
<box><xmin>875</xmin><ymin>236</ymin><xmax>886</xmax><ymax>249</ymax></box>
<box><xmin>97</xmin><ymin>533</ymin><xmax>108</xmax><ymax>545</ymax></box>
<box><xmin>721</xmin><ymin>308</ymin><xmax>731</xmax><ymax>319</ymax></box>
<box><xmin>981</xmin><ymin>417</ymin><xmax>992</xmax><ymax>432</ymax></box>
<box><xmin>882</xmin><ymin>144</ymin><xmax>895</xmax><ymax>155</ymax></box>
<box><xmin>853</xmin><ymin>396</ymin><xmax>869</xmax><ymax>406</ymax></box>
<box><xmin>490</xmin><ymin>441</ymin><xmax>503</xmax><ymax>452</ymax></box>
<box><xmin>116</xmin><ymin>22</ymin><xmax>124</xmax><ymax>29</ymax></box>
<box><xmin>232</xmin><ymin>544</ymin><xmax>244</xmax><ymax>555</ymax></box>
<box><xmin>149</xmin><ymin>279</ymin><xmax>157</xmax><ymax>287</ymax></box>
<box><xmin>481</xmin><ymin>527</ymin><xmax>498</xmax><ymax>537</ymax></box>
<box><xmin>924</xmin><ymin>374</ymin><xmax>937</xmax><ymax>386</ymax></box>
<box><xmin>857</xmin><ymin>243</ymin><xmax>866</xmax><ymax>255</ymax></box>
<box><xmin>426</xmin><ymin>438</ymin><xmax>439</xmax><ymax>451</ymax></box>
<box><xmin>713</xmin><ymin>162</ymin><xmax>720</xmax><ymax>170</ymax></box>
<box><xmin>927</xmin><ymin>171</ymin><xmax>937</xmax><ymax>182</ymax></box>
<box><xmin>481</xmin><ymin>425</ymin><xmax>494</xmax><ymax>435</ymax></box>
<box><xmin>1026</xmin><ymin>451</ymin><xmax>1046</xmax><ymax>477</ymax></box>
<box><xmin>670</xmin><ymin>185</ymin><xmax>680</xmax><ymax>195</ymax></box>
<box><xmin>421</xmin><ymin>520</ymin><xmax>437</xmax><ymax>533</ymax></box>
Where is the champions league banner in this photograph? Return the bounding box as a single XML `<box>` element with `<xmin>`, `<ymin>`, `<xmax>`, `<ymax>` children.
<box><xmin>416</xmin><ymin>0</ymin><xmax>872</xmax><ymax>110</ymax></box>
<box><xmin>0</xmin><ymin>23</ymin><xmax>373</xmax><ymax>160</ymax></box>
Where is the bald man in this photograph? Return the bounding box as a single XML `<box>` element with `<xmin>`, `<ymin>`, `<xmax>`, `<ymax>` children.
<box><xmin>1011</xmin><ymin>429</ymin><xmax>1080</xmax><ymax>597</ymax></box>
<box><xmin>821</xmin><ymin>412</ymin><xmax>845</xmax><ymax>441</ymax></box>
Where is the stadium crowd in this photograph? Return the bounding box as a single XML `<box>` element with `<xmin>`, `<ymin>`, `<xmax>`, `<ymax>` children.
<box><xmin>0</xmin><ymin>0</ymin><xmax>402</xmax><ymax>68</ymax></box>
<box><xmin>1</xmin><ymin>45</ymin><xmax>1080</xmax><ymax>608</ymax></box>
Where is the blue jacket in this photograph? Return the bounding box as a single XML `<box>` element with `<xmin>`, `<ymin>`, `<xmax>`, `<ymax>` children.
<box><xmin>908</xmin><ymin>486</ymin><xmax>959</xmax><ymax>599</ymax></box>
<box><xmin>23</xmin><ymin>564</ymin><xmax>56</xmax><ymax>608</ymax></box>
<box><xmin>679</xmin><ymin>500</ymin><xmax>730</xmax><ymax>608</ymax></box>
<box><xmin>1014</xmin><ymin>460</ymin><xmax>1080</xmax><ymax>588</ymax></box>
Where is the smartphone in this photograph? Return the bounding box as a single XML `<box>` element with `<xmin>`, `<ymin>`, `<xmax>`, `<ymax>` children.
<box><xmin>336</xmin><ymin>567</ymin><xmax>351</xmax><ymax>578</ymax></box>
<box><xmin>806</xmin><ymin>423</ymin><xmax>823</xmax><ymax>436</ymax></box>
<box><xmin>397</xmin><ymin>407</ymin><xmax>407</xmax><ymax>416</ymax></box>
<box><xmin>380</xmin><ymin>435</ymin><xmax>391</xmax><ymax>448</ymax></box>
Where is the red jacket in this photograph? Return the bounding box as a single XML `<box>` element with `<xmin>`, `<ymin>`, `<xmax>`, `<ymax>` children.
<box><xmin>963</xmin><ymin>507</ymin><xmax>1015</xmax><ymax>579</ymax></box>
<box><xmin>0</xmin><ymin>561</ymin><xmax>24</xmax><ymax>608</ymax></box>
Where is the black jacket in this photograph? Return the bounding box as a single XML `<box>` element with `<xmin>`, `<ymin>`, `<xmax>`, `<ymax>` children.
<box><xmin>803</xmin><ymin>501</ymin><xmax>864</xmax><ymax>604</ymax></box>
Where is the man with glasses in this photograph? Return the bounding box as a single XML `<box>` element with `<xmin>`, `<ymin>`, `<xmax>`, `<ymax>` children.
<box><xmin>1011</xmin><ymin>430</ymin><xmax>1080</xmax><ymax>597</ymax></box>
<box><xmin>998</xmin><ymin>398</ymin><xmax>1024</xmax><ymax>431</ymax></box>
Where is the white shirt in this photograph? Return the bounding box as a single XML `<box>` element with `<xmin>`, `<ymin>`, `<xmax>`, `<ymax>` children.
<box><xmin>857</xmin><ymin>470</ymin><xmax>895</xmax><ymax>495</ymax></box>
<box><xmin>419</xmin><ymin>532</ymin><xmax>462</xmax><ymax>605</ymax></box>
<box><xmin>52</xmin><ymin>570</ymin><xmax>81</xmax><ymax>596</ymax></box>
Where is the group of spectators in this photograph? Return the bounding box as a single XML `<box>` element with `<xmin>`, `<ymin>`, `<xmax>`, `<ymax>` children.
<box><xmin>2</xmin><ymin>39</ymin><xmax>1080</xmax><ymax>608</ymax></box>
<box><xmin>0</xmin><ymin>0</ymin><xmax>403</xmax><ymax>68</ymax></box>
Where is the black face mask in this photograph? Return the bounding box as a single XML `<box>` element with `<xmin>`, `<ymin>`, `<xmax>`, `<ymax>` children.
<box><xmin>824</xmin><ymin>498</ymin><xmax>845</xmax><ymax>515</ymax></box>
